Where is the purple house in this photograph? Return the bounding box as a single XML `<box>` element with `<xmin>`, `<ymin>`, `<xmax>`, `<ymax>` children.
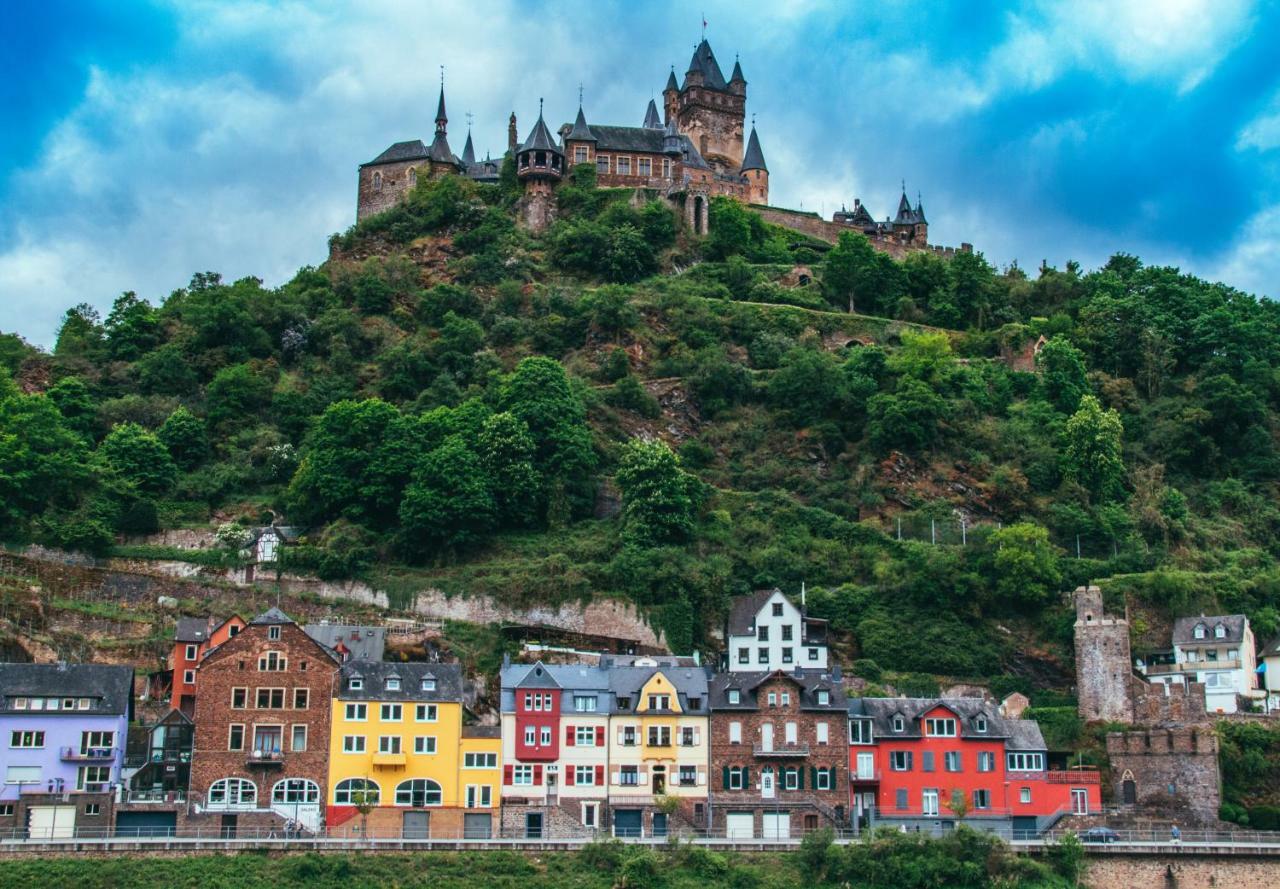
<box><xmin>0</xmin><ymin>663</ymin><xmax>134</xmax><ymax>838</ymax></box>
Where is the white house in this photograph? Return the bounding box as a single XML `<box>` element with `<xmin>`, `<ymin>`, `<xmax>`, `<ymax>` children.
<box><xmin>1258</xmin><ymin>636</ymin><xmax>1280</xmax><ymax>713</ymax></box>
<box><xmin>725</xmin><ymin>589</ymin><xmax>828</xmax><ymax>674</ymax></box>
<box><xmin>1147</xmin><ymin>614</ymin><xmax>1261</xmax><ymax>714</ymax></box>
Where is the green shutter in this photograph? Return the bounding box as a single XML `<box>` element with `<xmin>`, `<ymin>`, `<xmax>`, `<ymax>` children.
<box><xmin>810</xmin><ymin>767</ymin><xmax>818</xmax><ymax>789</ymax></box>
<box><xmin>796</xmin><ymin>767</ymin><xmax>804</xmax><ymax>790</ymax></box>
<box><xmin>743</xmin><ymin>766</ymin><xmax>751</xmax><ymax>787</ymax></box>
<box><xmin>722</xmin><ymin>766</ymin><xmax>730</xmax><ymax>789</ymax></box>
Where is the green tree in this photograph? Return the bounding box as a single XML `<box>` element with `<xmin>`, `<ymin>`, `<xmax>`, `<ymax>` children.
<box><xmin>888</xmin><ymin>331</ymin><xmax>953</xmax><ymax>382</ymax></box>
<box><xmin>615</xmin><ymin>439</ymin><xmax>701</xmax><ymax>546</ymax></box>
<box><xmin>866</xmin><ymin>378</ymin><xmax>947</xmax><ymax>452</ymax></box>
<box><xmin>398</xmin><ymin>435</ymin><xmax>496</xmax><ymax>554</ymax></box>
<box><xmin>989</xmin><ymin>522</ymin><xmax>1063</xmax><ymax>608</ymax></box>
<box><xmin>158</xmin><ymin>406</ymin><xmax>210</xmax><ymax>470</ymax></box>
<box><xmin>0</xmin><ymin>393</ymin><xmax>91</xmax><ymax>531</ymax></box>
<box><xmin>135</xmin><ymin>343</ymin><xmax>199</xmax><ymax>396</ymax></box>
<box><xmin>1062</xmin><ymin>394</ymin><xmax>1126</xmax><ymax>502</ymax></box>
<box><xmin>46</xmin><ymin>377</ymin><xmax>96</xmax><ymax>439</ymax></box>
<box><xmin>580</xmin><ymin>286</ymin><xmax>638</xmax><ymax>341</ymax></box>
<box><xmin>1038</xmin><ymin>335</ymin><xmax>1090</xmax><ymax>412</ymax></box>
<box><xmin>104</xmin><ymin>291</ymin><xmax>159</xmax><ymax>361</ymax></box>
<box><xmin>705</xmin><ymin>197</ymin><xmax>752</xmax><ymax>259</ymax></box>
<box><xmin>824</xmin><ymin>231</ymin><xmax>883</xmax><ymax>314</ymax></box>
<box><xmin>97</xmin><ymin>422</ymin><xmax>177</xmax><ymax>495</ymax></box>
<box><xmin>205</xmin><ymin>363</ymin><xmax>273</xmax><ymax>433</ymax></box>
<box><xmin>476</xmin><ymin>412</ymin><xmax>541</xmax><ymax>527</ymax></box>
<box><xmin>768</xmin><ymin>348</ymin><xmax>845</xmax><ymax>426</ymax></box>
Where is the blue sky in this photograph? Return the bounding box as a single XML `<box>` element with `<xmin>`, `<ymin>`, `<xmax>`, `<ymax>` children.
<box><xmin>2</xmin><ymin>0</ymin><xmax>1279</xmax><ymax>346</ymax></box>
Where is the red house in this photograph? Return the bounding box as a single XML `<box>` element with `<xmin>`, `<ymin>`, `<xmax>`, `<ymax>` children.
<box><xmin>171</xmin><ymin>615</ymin><xmax>246</xmax><ymax>714</ymax></box>
<box><xmin>848</xmin><ymin>698</ymin><xmax>1100</xmax><ymax>837</ymax></box>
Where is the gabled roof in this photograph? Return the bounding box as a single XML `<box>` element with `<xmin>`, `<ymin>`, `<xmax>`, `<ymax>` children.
<box><xmin>338</xmin><ymin>660</ymin><xmax>462</xmax><ymax>702</ymax></box>
<box><xmin>685</xmin><ymin>38</ymin><xmax>728</xmax><ymax>91</ymax></box>
<box><xmin>250</xmin><ymin>607</ymin><xmax>293</xmax><ymax>626</ymax></box>
<box><xmin>643</xmin><ymin>99</ymin><xmax>662</xmax><ymax>129</ymax></box>
<box><xmin>1262</xmin><ymin>636</ymin><xmax>1280</xmax><ymax>658</ymax></box>
<box><xmin>709</xmin><ymin>668</ymin><xmax>844</xmax><ymax>712</ymax></box>
<box><xmin>608</xmin><ymin>665</ymin><xmax>710</xmax><ymax>713</ymax></box>
<box><xmin>363</xmin><ymin>139</ymin><xmax>430</xmax><ymax>167</ymax></box>
<box><xmin>506</xmin><ymin>660</ymin><xmax>564</xmax><ymax>690</ymax></box>
<box><xmin>847</xmin><ymin>697</ymin><xmax>1018</xmax><ymax>742</ymax></box>
<box><xmin>740</xmin><ymin>126</ymin><xmax>767</xmax><ymax>173</ymax></box>
<box><xmin>175</xmin><ymin>617</ymin><xmax>212</xmax><ymax>643</ymax></box>
<box><xmin>727</xmin><ymin>589</ymin><xmax>783</xmax><ymax>636</ymax></box>
<box><xmin>566</xmin><ymin>105</ymin><xmax>596</xmax><ymax>142</ymax></box>
<box><xmin>0</xmin><ymin>663</ymin><xmax>134</xmax><ymax>715</ymax></box>
<box><xmin>1173</xmin><ymin>614</ymin><xmax>1249</xmax><ymax>646</ymax></box>
<box><xmin>303</xmin><ymin>624</ymin><xmax>387</xmax><ymax>663</ymax></box>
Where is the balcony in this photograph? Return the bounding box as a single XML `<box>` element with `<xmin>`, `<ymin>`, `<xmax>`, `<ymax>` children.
<box><xmin>60</xmin><ymin>746</ymin><xmax>116</xmax><ymax>762</ymax></box>
<box><xmin>849</xmin><ymin>769</ymin><xmax>882</xmax><ymax>784</ymax></box>
<box><xmin>753</xmin><ymin>743</ymin><xmax>810</xmax><ymax>757</ymax></box>
<box><xmin>124</xmin><ymin>789</ymin><xmax>187</xmax><ymax>804</ymax></box>
<box><xmin>1047</xmin><ymin>769</ymin><xmax>1101</xmax><ymax>785</ymax></box>
<box><xmin>371</xmin><ymin>752</ymin><xmax>406</xmax><ymax>768</ymax></box>
<box><xmin>245</xmin><ymin>750</ymin><xmax>284</xmax><ymax>768</ymax></box>
<box><xmin>1145</xmin><ymin>659</ymin><xmax>1241</xmax><ymax>675</ymax></box>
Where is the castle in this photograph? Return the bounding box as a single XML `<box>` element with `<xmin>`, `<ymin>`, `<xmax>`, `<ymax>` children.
<box><xmin>355</xmin><ymin>37</ymin><xmax>946</xmax><ymax>251</ymax></box>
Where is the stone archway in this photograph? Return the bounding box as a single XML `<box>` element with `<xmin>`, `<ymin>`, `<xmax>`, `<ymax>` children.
<box><xmin>686</xmin><ymin>193</ymin><xmax>709</xmax><ymax>236</ymax></box>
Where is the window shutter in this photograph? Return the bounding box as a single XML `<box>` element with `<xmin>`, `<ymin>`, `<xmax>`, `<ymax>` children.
<box><xmin>596</xmin><ymin>726</ymin><xmax>605</xmax><ymax>746</ymax></box>
<box><xmin>617</xmin><ymin>728</ymin><xmax>625</xmax><ymax>745</ymax></box>
<box><xmin>743</xmin><ymin>766</ymin><xmax>751</xmax><ymax>787</ymax></box>
<box><xmin>596</xmin><ymin>765</ymin><xmax>604</xmax><ymax>785</ymax></box>
<box><xmin>722</xmin><ymin>766</ymin><xmax>730</xmax><ymax>789</ymax></box>
<box><xmin>638</xmin><ymin>768</ymin><xmax>647</xmax><ymax>782</ymax></box>
<box><xmin>566</xmin><ymin>767</ymin><xmax>575</xmax><ymax>786</ymax></box>
<box><xmin>906</xmin><ymin>752</ymin><xmax>914</xmax><ymax>771</ymax></box>
<box><xmin>797</xmin><ymin>767</ymin><xmax>804</xmax><ymax>790</ymax></box>
<box><xmin>612</xmin><ymin>771</ymin><xmax>621</xmax><ymax>784</ymax></box>
<box><xmin>697</xmin><ymin>769</ymin><xmax>706</xmax><ymax>786</ymax></box>
<box><xmin>811</xmin><ymin>767</ymin><xmax>818</xmax><ymax>789</ymax></box>
<box><xmin>504</xmin><ymin>765</ymin><xmax>513</xmax><ymax>785</ymax></box>
<box><xmin>566</xmin><ymin>726</ymin><xmax>575</xmax><ymax>746</ymax></box>
<box><xmin>533</xmin><ymin>765</ymin><xmax>543</xmax><ymax>785</ymax></box>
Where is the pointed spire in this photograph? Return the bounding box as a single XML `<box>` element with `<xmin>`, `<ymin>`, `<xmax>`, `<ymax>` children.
<box><xmin>666</xmin><ymin>66</ymin><xmax>679</xmax><ymax>92</ymax></box>
<box><xmin>435</xmin><ymin>68</ymin><xmax>448</xmax><ymax>135</ymax></box>
<box><xmin>567</xmin><ymin>102</ymin><xmax>596</xmax><ymax>142</ymax></box>
<box><xmin>520</xmin><ymin>98</ymin><xmax>562</xmax><ymax>154</ymax></box>
<box><xmin>461</xmin><ymin>131</ymin><xmax>476</xmax><ymax>166</ymax></box>
<box><xmin>914</xmin><ymin>191</ymin><xmax>928</xmax><ymax>225</ymax></box>
<box><xmin>894</xmin><ymin>187</ymin><xmax>916</xmax><ymax>225</ymax></box>
<box><xmin>643</xmin><ymin>99</ymin><xmax>662</xmax><ymax>129</ymax></box>
<box><xmin>740</xmin><ymin>124</ymin><xmax>767</xmax><ymax>173</ymax></box>
<box><xmin>730</xmin><ymin>54</ymin><xmax>745</xmax><ymax>83</ymax></box>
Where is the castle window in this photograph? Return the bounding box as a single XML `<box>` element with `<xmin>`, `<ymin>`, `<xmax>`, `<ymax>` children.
<box><xmin>596</xmin><ymin>155</ymin><xmax>610</xmax><ymax>174</ymax></box>
<box><xmin>373</xmin><ymin>171</ymin><xmax>383</xmax><ymax>192</ymax></box>
<box><xmin>574</xmin><ymin>146</ymin><xmax>588</xmax><ymax>164</ymax></box>
<box><xmin>638</xmin><ymin>157</ymin><xmax>651</xmax><ymax>177</ymax></box>
<box><xmin>617</xmin><ymin>157</ymin><xmax>631</xmax><ymax>176</ymax></box>
<box><xmin>662</xmin><ymin>158</ymin><xmax>671</xmax><ymax>177</ymax></box>
<box><xmin>407</xmin><ymin>167</ymin><xmax>417</xmax><ymax>187</ymax></box>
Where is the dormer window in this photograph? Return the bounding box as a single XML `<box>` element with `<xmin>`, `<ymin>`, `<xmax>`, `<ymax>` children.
<box><xmin>817</xmin><ymin>689</ymin><xmax>830</xmax><ymax>706</ymax></box>
<box><xmin>421</xmin><ymin>678</ymin><xmax>436</xmax><ymax>692</ymax></box>
<box><xmin>976</xmin><ymin>716</ymin><xmax>988</xmax><ymax>733</ymax></box>
<box><xmin>892</xmin><ymin>715</ymin><xmax>904</xmax><ymax>733</ymax></box>
<box><xmin>1214</xmin><ymin>624</ymin><xmax>1226</xmax><ymax>639</ymax></box>
<box><xmin>349</xmin><ymin>678</ymin><xmax>363</xmax><ymax>691</ymax></box>
<box><xmin>727</xmin><ymin>689</ymin><xmax>741</xmax><ymax>705</ymax></box>
<box><xmin>1194</xmin><ymin>624</ymin><xmax>1206</xmax><ymax>639</ymax></box>
<box><xmin>386</xmin><ymin>677</ymin><xmax>401</xmax><ymax>691</ymax></box>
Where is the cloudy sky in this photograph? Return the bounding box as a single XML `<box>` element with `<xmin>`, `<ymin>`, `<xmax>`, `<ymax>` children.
<box><xmin>3</xmin><ymin>0</ymin><xmax>1279</xmax><ymax>346</ymax></box>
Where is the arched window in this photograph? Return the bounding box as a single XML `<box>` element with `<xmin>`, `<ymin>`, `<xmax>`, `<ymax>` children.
<box><xmin>395</xmin><ymin>778</ymin><xmax>442</xmax><ymax>807</ymax></box>
<box><xmin>373</xmin><ymin>171</ymin><xmax>383</xmax><ymax>192</ymax></box>
<box><xmin>334</xmin><ymin>778</ymin><xmax>380</xmax><ymax>806</ymax></box>
<box><xmin>272</xmin><ymin>778</ymin><xmax>319</xmax><ymax>804</ymax></box>
<box><xmin>208</xmin><ymin>777</ymin><xmax>257</xmax><ymax>807</ymax></box>
<box><xmin>407</xmin><ymin>167</ymin><xmax>417</xmax><ymax>187</ymax></box>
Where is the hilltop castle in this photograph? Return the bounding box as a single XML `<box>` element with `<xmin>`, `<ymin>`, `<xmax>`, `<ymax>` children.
<box><xmin>354</xmin><ymin>37</ymin><xmax>949</xmax><ymax>252</ymax></box>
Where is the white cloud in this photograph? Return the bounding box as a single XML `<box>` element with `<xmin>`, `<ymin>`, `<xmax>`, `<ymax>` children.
<box><xmin>1209</xmin><ymin>203</ymin><xmax>1280</xmax><ymax>300</ymax></box>
<box><xmin>1237</xmin><ymin>90</ymin><xmax>1280</xmax><ymax>152</ymax></box>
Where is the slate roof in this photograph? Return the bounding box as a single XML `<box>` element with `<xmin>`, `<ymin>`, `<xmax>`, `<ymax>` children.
<box><xmin>520</xmin><ymin>111</ymin><xmax>562</xmax><ymax>154</ymax></box>
<box><xmin>846</xmin><ymin>697</ymin><xmax>1028</xmax><ymax>743</ymax></box>
<box><xmin>665</xmin><ymin>69</ymin><xmax>679</xmax><ymax>92</ymax></box>
<box><xmin>1173</xmin><ymin>614</ymin><xmax>1249</xmax><ymax>646</ymax></box>
<box><xmin>685</xmin><ymin>38</ymin><xmax>729</xmax><ymax>91</ymax></box>
<box><xmin>304</xmin><ymin>624</ymin><xmax>387</xmax><ymax>662</ymax></box>
<box><xmin>338</xmin><ymin>660</ymin><xmax>462</xmax><ymax>702</ymax></box>
<box><xmin>709</xmin><ymin>668</ymin><xmax>845</xmax><ymax>712</ymax></box>
<box><xmin>0</xmin><ymin>663</ymin><xmax>134</xmax><ymax>715</ymax></box>
<box><xmin>364</xmin><ymin>139</ymin><xmax>430</xmax><ymax>167</ymax></box>
<box><xmin>566</xmin><ymin>105</ymin><xmax>596</xmax><ymax>142</ymax></box>
<box><xmin>586</xmin><ymin>124</ymin><xmax>666</xmax><ymax>153</ymax></box>
<box><xmin>894</xmin><ymin>191</ymin><xmax>917</xmax><ymax>225</ymax></box>
<box><xmin>914</xmin><ymin>198</ymin><xmax>928</xmax><ymax>225</ymax></box>
<box><xmin>435</xmin><ymin>86</ymin><xmax>448</xmax><ymax>124</ymax></box>
<box><xmin>175</xmin><ymin>617</ymin><xmax>212</xmax><ymax>643</ymax></box>
<box><xmin>250</xmin><ymin>607</ymin><xmax>294</xmax><ymax>625</ymax></box>
<box><xmin>1261</xmin><ymin>636</ymin><xmax>1280</xmax><ymax>658</ymax></box>
<box><xmin>428</xmin><ymin>132</ymin><xmax>458</xmax><ymax>164</ymax></box>
<box><xmin>461</xmin><ymin>132</ymin><xmax>476</xmax><ymax>165</ymax></box>
<box><xmin>741</xmin><ymin>126</ymin><xmax>767</xmax><ymax>173</ymax></box>
<box><xmin>608</xmin><ymin>664</ymin><xmax>710</xmax><ymax>714</ymax></box>
<box><xmin>730</xmin><ymin>59</ymin><xmax>745</xmax><ymax>83</ymax></box>
<box><xmin>726</xmin><ymin>589</ymin><xmax>780</xmax><ymax>636</ymax></box>
<box><xmin>643</xmin><ymin>99</ymin><xmax>662</xmax><ymax>129</ymax></box>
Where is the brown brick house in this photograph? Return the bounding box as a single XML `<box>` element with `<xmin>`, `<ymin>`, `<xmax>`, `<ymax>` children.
<box><xmin>708</xmin><ymin>668</ymin><xmax>847</xmax><ymax>837</ymax></box>
<box><xmin>188</xmin><ymin>608</ymin><xmax>341</xmax><ymax>834</ymax></box>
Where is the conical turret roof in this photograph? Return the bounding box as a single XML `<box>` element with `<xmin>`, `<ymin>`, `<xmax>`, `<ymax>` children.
<box><xmin>914</xmin><ymin>194</ymin><xmax>927</xmax><ymax>225</ymax></box>
<box><xmin>461</xmin><ymin>130</ymin><xmax>476</xmax><ymax>165</ymax></box>
<box><xmin>567</xmin><ymin>104</ymin><xmax>596</xmax><ymax>142</ymax></box>
<box><xmin>685</xmin><ymin>38</ymin><xmax>728</xmax><ymax>90</ymax></box>
<box><xmin>730</xmin><ymin>59</ymin><xmax>745</xmax><ymax>83</ymax></box>
<box><xmin>665</xmin><ymin>68</ymin><xmax>679</xmax><ymax>92</ymax></box>
<box><xmin>740</xmin><ymin>125</ymin><xmax>767</xmax><ymax>173</ymax></box>
<box><xmin>435</xmin><ymin>85</ymin><xmax>448</xmax><ymax>129</ymax></box>
<box><xmin>894</xmin><ymin>190</ymin><xmax>916</xmax><ymax>225</ymax></box>
<box><xmin>643</xmin><ymin>99</ymin><xmax>662</xmax><ymax>129</ymax></box>
<box><xmin>521</xmin><ymin>104</ymin><xmax>562</xmax><ymax>154</ymax></box>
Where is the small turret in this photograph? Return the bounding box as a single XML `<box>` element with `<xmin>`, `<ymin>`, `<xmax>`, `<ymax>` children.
<box><xmin>643</xmin><ymin>99</ymin><xmax>662</xmax><ymax>129</ymax></box>
<box><xmin>461</xmin><ymin>130</ymin><xmax>476</xmax><ymax>166</ymax></box>
<box><xmin>740</xmin><ymin>124</ymin><xmax>768</xmax><ymax>205</ymax></box>
<box><xmin>663</xmin><ymin>118</ymin><xmax>682</xmax><ymax>156</ymax></box>
<box><xmin>427</xmin><ymin>83</ymin><xmax>460</xmax><ymax>169</ymax></box>
<box><xmin>893</xmin><ymin>188</ymin><xmax>917</xmax><ymax>226</ymax></box>
<box><xmin>508</xmin><ymin>112</ymin><xmax>518</xmax><ymax>156</ymax></box>
<box><xmin>663</xmin><ymin>66</ymin><xmax>680</xmax><ymax>124</ymax></box>
<box><xmin>914</xmin><ymin>192</ymin><xmax>928</xmax><ymax>225</ymax></box>
<box><xmin>728</xmin><ymin>56</ymin><xmax>746</xmax><ymax>96</ymax></box>
<box><xmin>516</xmin><ymin>99</ymin><xmax>564</xmax><ymax>186</ymax></box>
<box><xmin>567</xmin><ymin>104</ymin><xmax>596</xmax><ymax>143</ymax></box>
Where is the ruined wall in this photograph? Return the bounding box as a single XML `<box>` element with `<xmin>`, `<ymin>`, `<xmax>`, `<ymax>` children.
<box><xmin>749</xmin><ymin>206</ymin><xmax>969</xmax><ymax>258</ymax></box>
<box><xmin>1084</xmin><ymin>854</ymin><xmax>1280</xmax><ymax>889</ymax></box>
<box><xmin>1107</xmin><ymin>727</ymin><xmax>1221</xmax><ymax>824</ymax></box>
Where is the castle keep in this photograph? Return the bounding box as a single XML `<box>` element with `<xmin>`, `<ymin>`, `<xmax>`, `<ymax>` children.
<box><xmin>354</xmin><ymin>38</ymin><xmax>954</xmax><ymax>253</ymax></box>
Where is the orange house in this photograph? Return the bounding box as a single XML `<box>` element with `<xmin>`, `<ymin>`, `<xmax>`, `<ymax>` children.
<box><xmin>172</xmin><ymin>614</ymin><xmax>246</xmax><ymax>713</ymax></box>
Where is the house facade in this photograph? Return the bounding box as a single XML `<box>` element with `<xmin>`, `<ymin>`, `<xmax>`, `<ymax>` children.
<box><xmin>171</xmin><ymin>614</ymin><xmax>245</xmax><ymax>714</ymax></box>
<box><xmin>848</xmin><ymin>697</ymin><xmax>1101</xmax><ymax>837</ymax></box>
<box><xmin>0</xmin><ymin>663</ymin><xmax>134</xmax><ymax>838</ymax></box>
<box><xmin>708</xmin><ymin>668</ymin><xmax>848</xmax><ymax>838</ymax></box>
<box><xmin>188</xmin><ymin>608</ymin><xmax>341</xmax><ymax>833</ymax></box>
<box><xmin>725</xmin><ymin>589</ymin><xmax>828</xmax><ymax>674</ymax></box>
<box><xmin>1141</xmin><ymin>614</ymin><xmax>1260</xmax><ymax>714</ymax></box>
<box><xmin>1260</xmin><ymin>635</ymin><xmax>1280</xmax><ymax>713</ymax></box>
<box><xmin>326</xmin><ymin>661</ymin><xmax>497</xmax><ymax>839</ymax></box>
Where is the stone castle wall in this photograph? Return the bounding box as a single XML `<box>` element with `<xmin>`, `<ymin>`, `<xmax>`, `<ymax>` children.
<box><xmin>749</xmin><ymin>205</ymin><xmax>969</xmax><ymax>259</ymax></box>
<box><xmin>1106</xmin><ymin>727</ymin><xmax>1221</xmax><ymax>824</ymax></box>
<box><xmin>1084</xmin><ymin>854</ymin><xmax>1279</xmax><ymax>889</ymax></box>
<box><xmin>1074</xmin><ymin>586</ymin><xmax>1135</xmax><ymax>723</ymax></box>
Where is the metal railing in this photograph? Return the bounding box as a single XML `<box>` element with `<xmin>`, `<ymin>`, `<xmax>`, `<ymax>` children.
<box><xmin>122</xmin><ymin>790</ymin><xmax>187</xmax><ymax>804</ymax></box>
<box><xmin>753</xmin><ymin>743</ymin><xmax>810</xmax><ymax>757</ymax></box>
<box><xmin>59</xmin><ymin>747</ymin><xmax>116</xmax><ymax>761</ymax></box>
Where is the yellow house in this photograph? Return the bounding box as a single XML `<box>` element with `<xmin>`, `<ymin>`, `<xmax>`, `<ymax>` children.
<box><xmin>327</xmin><ymin>661</ymin><xmax>496</xmax><ymax>838</ymax></box>
<box><xmin>608</xmin><ymin>661</ymin><xmax>710</xmax><ymax>837</ymax></box>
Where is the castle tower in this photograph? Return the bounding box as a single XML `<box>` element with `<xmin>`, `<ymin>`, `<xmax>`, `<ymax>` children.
<box><xmin>508</xmin><ymin>112</ymin><xmax>518</xmax><ymax>156</ymax></box>
<box><xmin>740</xmin><ymin>123</ymin><xmax>768</xmax><ymax>205</ymax></box>
<box><xmin>515</xmin><ymin>100</ymin><xmax>563</xmax><ymax>231</ymax></box>
<box><xmin>1074</xmin><ymin>585</ymin><xmax>1134</xmax><ymax>723</ymax></box>
<box><xmin>913</xmin><ymin>192</ymin><xmax>928</xmax><ymax>246</ymax></box>
<box><xmin>426</xmin><ymin>83</ymin><xmax>463</xmax><ymax>177</ymax></box>
<box><xmin>673</xmin><ymin>38</ymin><xmax>746</xmax><ymax>175</ymax></box>
<box><xmin>663</xmin><ymin>68</ymin><xmax>679</xmax><ymax>124</ymax></box>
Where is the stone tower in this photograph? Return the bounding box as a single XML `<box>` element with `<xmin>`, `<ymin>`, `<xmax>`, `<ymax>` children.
<box><xmin>1074</xmin><ymin>585</ymin><xmax>1134</xmax><ymax>723</ymax></box>
<box><xmin>514</xmin><ymin>101</ymin><xmax>563</xmax><ymax>232</ymax></box>
<box><xmin>672</xmin><ymin>39</ymin><xmax>745</xmax><ymax>175</ymax></box>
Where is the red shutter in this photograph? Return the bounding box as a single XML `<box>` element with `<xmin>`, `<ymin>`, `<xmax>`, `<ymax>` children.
<box><xmin>504</xmin><ymin>765</ymin><xmax>513</xmax><ymax>785</ymax></box>
<box><xmin>595</xmin><ymin>765</ymin><xmax>604</xmax><ymax>786</ymax></box>
<box><xmin>566</xmin><ymin>767</ymin><xmax>575</xmax><ymax>785</ymax></box>
<box><xmin>566</xmin><ymin>725</ymin><xmax>575</xmax><ymax>746</ymax></box>
<box><xmin>533</xmin><ymin>765</ymin><xmax>543</xmax><ymax>785</ymax></box>
<box><xmin>596</xmin><ymin>726</ymin><xmax>605</xmax><ymax>746</ymax></box>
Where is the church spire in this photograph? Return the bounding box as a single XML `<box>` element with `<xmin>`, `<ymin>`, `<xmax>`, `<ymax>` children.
<box><xmin>435</xmin><ymin>70</ymin><xmax>448</xmax><ymax>136</ymax></box>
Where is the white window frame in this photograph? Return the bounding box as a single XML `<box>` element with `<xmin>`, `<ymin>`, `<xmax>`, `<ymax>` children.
<box><xmin>380</xmin><ymin>703</ymin><xmax>403</xmax><ymax>722</ymax></box>
<box><xmin>378</xmin><ymin>735</ymin><xmax>402</xmax><ymax>754</ymax></box>
<box><xmin>345</xmin><ymin>703</ymin><xmax>367</xmax><ymax>721</ymax></box>
<box><xmin>464</xmin><ymin>752</ymin><xmax>497</xmax><ymax>769</ymax></box>
<box><xmin>414</xmin><ymin>736</ymin><xmax>437</xmax><ymax>754</ymax></box>
<box><xmin>343</xmin><ymin>735</ymin><xmax>366</xmax><ymax>754</ymax></box>
<box><xmin>416</xmin><ymin>704</ymin><xmax>438</xmax><ymax>722</ymax></box>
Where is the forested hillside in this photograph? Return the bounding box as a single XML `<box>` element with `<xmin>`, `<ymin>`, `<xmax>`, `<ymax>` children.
<box><xmin>4</xmin><ymin>164</ymin><xmax>1280</xmax><ymax>696</ymax></box>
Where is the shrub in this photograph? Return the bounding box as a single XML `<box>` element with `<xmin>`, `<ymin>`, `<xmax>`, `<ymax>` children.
<box><xmin>797</xmin><ymin>827</ymin><xmax>834</xmax><ymax>879</ymax></box>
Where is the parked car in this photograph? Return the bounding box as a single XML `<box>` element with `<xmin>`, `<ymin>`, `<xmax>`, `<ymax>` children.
<box><xmin>1080</xmin><ymin>827</ymin><xmax>1120</xmax><ymax>844</ymax></box>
